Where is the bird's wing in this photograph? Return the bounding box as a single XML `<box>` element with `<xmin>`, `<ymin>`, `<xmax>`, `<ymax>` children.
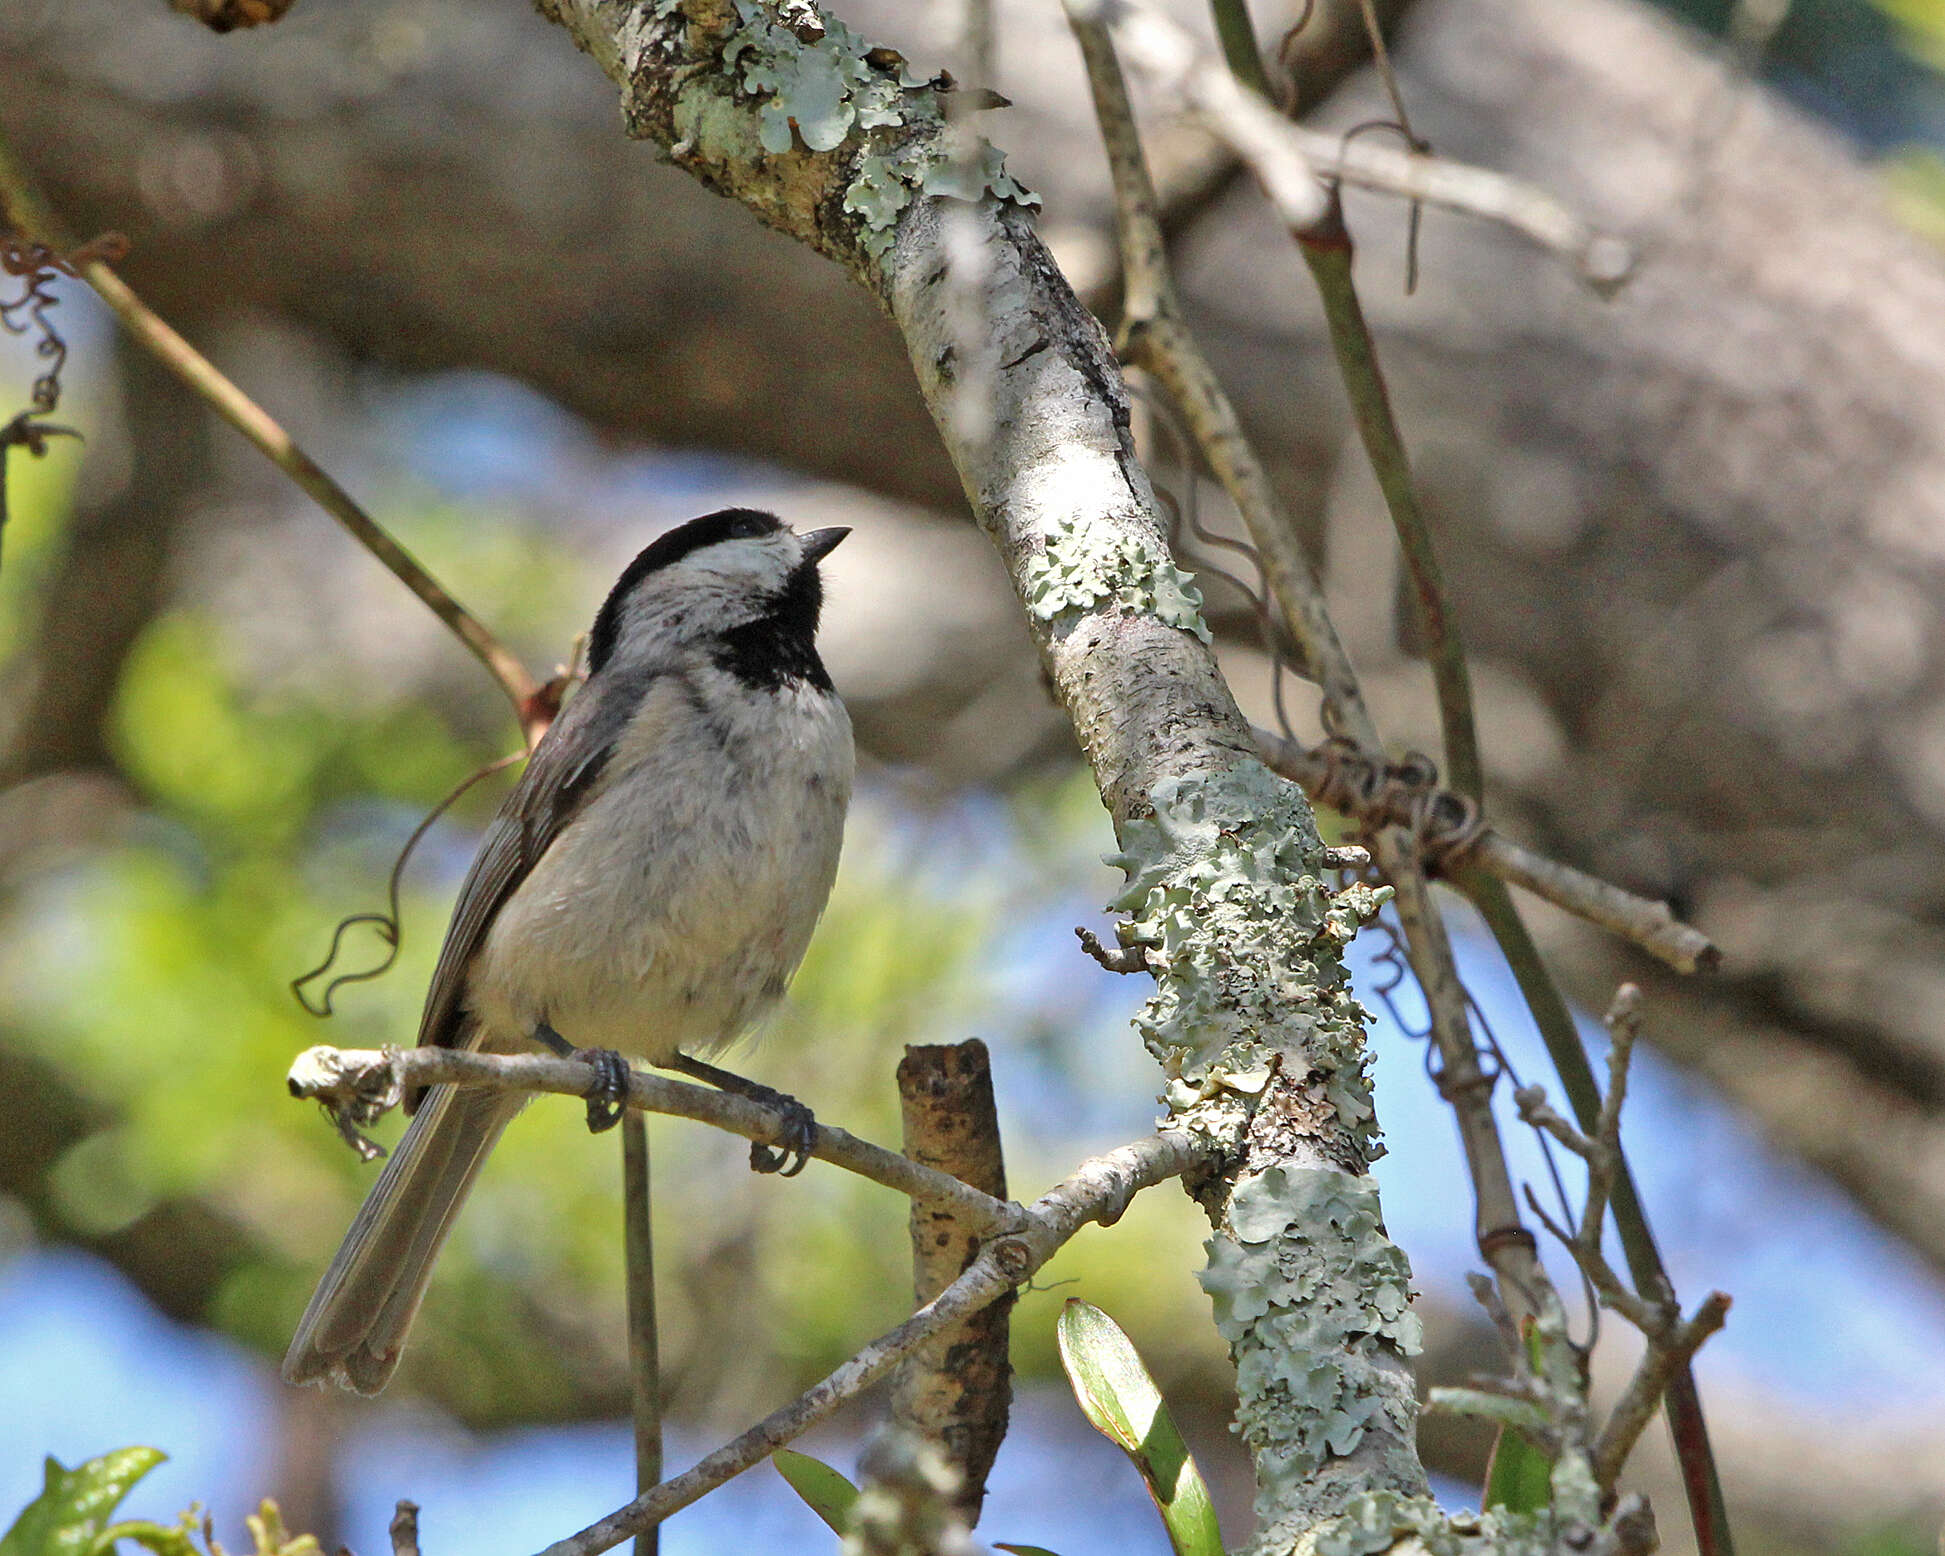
<box><xmin>412</xmin><ymin>671</ymin><xmax>651</xmax><ymax>1061</ymax></box>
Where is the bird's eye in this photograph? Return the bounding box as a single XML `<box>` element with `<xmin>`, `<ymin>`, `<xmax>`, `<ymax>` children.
<box><xmin>729</xmin><ymin>513</ymin><xmax>766</xmax><ymax>538</ymax></box>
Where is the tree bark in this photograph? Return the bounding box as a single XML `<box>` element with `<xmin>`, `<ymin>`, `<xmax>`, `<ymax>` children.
<box><xmin>14</xmin><ymin>0</ymin><xmax>1945</xmax><ymax>1284</ymax></box>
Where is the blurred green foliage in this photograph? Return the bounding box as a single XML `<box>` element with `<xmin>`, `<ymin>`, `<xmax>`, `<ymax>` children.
<box><xmin>0</xmin><ymin>1447</ymin><xmax>167</xmax><ymax>1556</ymax></box>
<box><xmin>1657</xmin><ymin>0</ymin><xmax>1945</xmax><ymax>149</ymax></box>
<box><xmin>1873</xmin><ymin>0</ymin><xmax>1945</xmax><ymax>73</ymax></box>
<box><xmin>0</xmin><ymin>1448</ymin><xmax>320</xmax><ymax>1556</ymax></box>
<box><xmin>0</xmin><ymin>417</ymin><xmax>1236</xmax><ymax>1433</ymax></box>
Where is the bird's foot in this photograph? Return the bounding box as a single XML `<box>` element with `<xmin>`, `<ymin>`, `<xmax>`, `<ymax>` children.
<box><xmin>534</xmin><ymin>1022</ymin><xmax>631</xmax><ymax>1133</ymax></box>
<box><xmin>669</xmin><ymin>1054</ymin><xmax>817</xmax><ymax>1176</ymax></box>
<box><xmin>742</xmin><ymin>1083</ymin><xmax>816</xmax><ymax>1177</ymax></box>
<box><xmin>577</xmin><ymin>1047</ymin><xmax>631</xmax><ymax>1133</ymax></box>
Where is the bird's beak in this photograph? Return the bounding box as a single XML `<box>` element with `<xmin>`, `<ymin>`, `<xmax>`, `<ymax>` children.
<box><xmin>800</xmin><ymin>526</ymin><xmax>851</xmax><ymax>562</ymax></box>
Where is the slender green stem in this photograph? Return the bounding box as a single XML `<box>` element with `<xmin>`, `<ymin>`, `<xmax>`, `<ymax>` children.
<box><xmin>1206</xmin><ymin>0</ymin><xmax>1274</xmax><ymax>100</ymax></box>
<box><xmin>1463</xmin><ymin>867</ymin><xmax>1733</xmax><ymax>1556</ymax></box>
<box><xmin>1297</xmin><ymin>207</ymin><xmax>1483</xmax><ymax>800</ymax></box>
<box><xmin>622</xmin><ymin>1113</ymin><xmax>663</xmax><ymax>1556</ymax></box>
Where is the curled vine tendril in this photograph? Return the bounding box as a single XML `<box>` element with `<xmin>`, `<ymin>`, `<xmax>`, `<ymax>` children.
<box><xmin>0</xmin><ymin>222</ymin><xmax>126</xmax><ymax>567</ymax></box>
<box><xmin>1</xmin><ymin>225</ymin><xmax>130</xmax><ymax>415</ymax></box>
<box><xmin>291</xmin><ymin>750</ymin><xmax>525</xmax><ymax>1017</ymax></box>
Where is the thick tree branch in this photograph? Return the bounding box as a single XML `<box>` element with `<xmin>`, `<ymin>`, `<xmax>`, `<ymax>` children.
<box><xmin>531</xmin><ymin>0</ymin><xmax>1440</xmax><ymax>1544</ymax></box>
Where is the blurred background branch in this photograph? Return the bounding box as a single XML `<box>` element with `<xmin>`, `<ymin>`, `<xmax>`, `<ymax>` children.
<box><xmin>3</xmin><ymin>0</ymin><xmax>1945</xmax><ymax>1550</ymax></box>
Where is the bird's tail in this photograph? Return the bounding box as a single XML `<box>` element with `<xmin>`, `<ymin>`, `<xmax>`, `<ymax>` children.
<box><xmin>282</xmin><ymin>1083</ymin><xmax>519</xmax><ymax>1394</ymax></box>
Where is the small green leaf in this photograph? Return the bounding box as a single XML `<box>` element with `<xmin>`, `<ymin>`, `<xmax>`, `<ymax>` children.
<box><xmin>995</xmin><ymin>1545</ymin><xmax>1065</xmax><ymax>1555</ymax></box>
<box><xmin>89</xmin><ymin>1520</ymin><xmax>200</xmax><ymax>1556</ymax></box>
<box><xmin>1055</xmin><ymin>1301</ymin><xmax>1223</xmax><ymax>1556</ymax></box>
<box><xmin>1482</xmin><ymin>1314</ymin><xmax>1560</xmax><ymax>1514</ymax></box>
<box><xmin>1</xmin><ymin>1449</ymin><xmax>167</xmax><ymax>1556</ymax></box>
<box><xmin>1482</xmin><ymin>1427</ymin><xmax>1555</xmax><ymax>1515</ymax></box>
<box><xmin>773</xmin><ymin>1449</ymin><xmax>858</xmax><ymax>1537</ymax></box>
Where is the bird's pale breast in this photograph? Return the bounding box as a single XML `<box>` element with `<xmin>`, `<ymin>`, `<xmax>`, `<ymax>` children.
<box><xmin>465</xmin><ymin>671</ymin><xmax>853</xmax><ymax>1062</ymax></box>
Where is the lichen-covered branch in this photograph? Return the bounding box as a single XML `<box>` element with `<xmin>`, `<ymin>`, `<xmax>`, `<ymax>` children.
<box><xmin>1064</xmin><ymin>13</ymin><xmax>1734</xmax><ymax>1550</ymax></box>
<box><xmin>530</xmin><ymin>0</ymin><xmax>1447</xmax><ymax>1543</ymax></box>
<box><xmin>1074</xmin><ymin>0</ymin><xmax>1545</xmax><ymax>1333</ymax></box>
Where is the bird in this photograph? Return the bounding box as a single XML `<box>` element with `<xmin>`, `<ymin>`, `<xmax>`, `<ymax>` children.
<box><xmin>283</xmin><ymin>508</ymin><xmax>855</xmax><ymax>1395</ymax></box>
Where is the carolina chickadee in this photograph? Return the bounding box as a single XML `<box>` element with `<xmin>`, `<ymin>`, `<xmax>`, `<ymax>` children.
<box><xmin>283</xmin><ymin>508</ymin><xmax>855</xmax><ymax>1395</ymax></box>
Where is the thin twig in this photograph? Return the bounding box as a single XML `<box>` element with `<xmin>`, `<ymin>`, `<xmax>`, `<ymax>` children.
<box><xmin>1296</xmin><ymin>128</ymin><xmax>1633</xmax><ymax>290</ymax></box>
<box><xmin>1070</xmin><ymin>9</ymin><xmax>1370</xmax><ymax>737</ymax></box>
<box><xmin>1465</xmin><ymin>873</ymin><xmax>1732</xmax><ymax>1553</ymax></box>
<box><xmin>1076</xmin><ymin>925</ymin><xmax>1149</xmax><ymax>973</ymax></box>
<box><xmin>1515</xmin><ymin>986</ymin><xmax>1668</xmax><ymax>1335</ymax></box>
<box><xmin>1075</xmin><ymin>0</ymin><xmax>1330</xmax><ymax>234</ymax></box>
<box><xmin>286</xmin><ymin>1044</ymin><xmax>1026</xmax><ymax>1238</ymax></box>
<box><xmin>1512</xmin><ymin>988</ymin><xmax>1735</xmax><ymax>1495</ymax></box>
<box><xmin>1469</xmin><ymin>842</ymin><xmax>1718</xmax><ymax>974</ymax></box>
<box><xmin>0</xmin><ymin>133</ymin><xmax>549</xmax><ymax>744</ymax></box>
<box><xmin>389</xmin><ymin>1500</ymin><xmax>421</xmax><ymax>1556</ymax></box>
<box><xmin>1253</xmin><ymin>728</ymin><xmax>1720</xmax><ymax>975</ymax></box>
<box><xmin>621</xmin><ymin>1114</ymin><xmax>662</xmax><ymax>1556</ymax></box>
<box><xmin>1076</xmin><ymin>0</ymin><xmax>1632</xmax><ymax>284</ymax></box>
<box><xmin>1293</xmin><ymin>203</ymin><xmax>1485</xmax><ymax>800</ymax></box>
<box><xmin>1386</xmin><ymin>858</ymin><xmax>1544</xmax><ymax>1322</ymax></box>
<box><xmin>534</xmin><ymin>1131</ymin><xmax>1211</xmax><ymax>1556</ymax></box>
<box><xmin>1593</xmin><ymin>1291</ymin><xmax>1732</xmax><ymax>1488</ymax></box>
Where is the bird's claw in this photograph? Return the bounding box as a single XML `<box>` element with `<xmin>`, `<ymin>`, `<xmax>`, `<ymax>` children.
<box><xmin>578</xmin><ymin>1047</ymin><xmax>631</xmax><ymax>1133</ymax></box>
<box><xmin>745</xmin><ymin>1086</ymin><xmax>816</xmax><ymax>1177</ymax></box>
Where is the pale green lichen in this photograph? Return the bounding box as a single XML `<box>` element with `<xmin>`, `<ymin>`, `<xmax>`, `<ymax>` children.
<box><xmin>843</xmin><ymin>137</ymin><xmax>1037</xmax><ymax>259</ymax></box>
<box><xmin>1026</xmin><ymin>519</ymin><xmax>1212</xmax><ymax>643</ymax></box>
<box><xmin>1308</xmin><ymin>1484</ymin><xmax>1641</xmax><ymax>1556</ymax></box>
<box><xmin>1107</xmin><ymin>763</ymin><xmax>1385</xmax><ymax>1114</ymax></box>
<box><xmin>717</xmin><ymin>0</ymin><xmax>1038</xmax><ymax>258</ymax></box>
<box><xmin>1106</xmin><ymin>763</ymin><xmax>1422</xmax><ymax>1539</ymax></box>
<box><xmin>723</xmin><ymin>3</ymin><xmax>909</xmax><ymax>153</ymax></box>
<box><xmin>1199</xmin><ymin>1168</ymin><xmax>1422</xmax><ymax>1494</ymax></box>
